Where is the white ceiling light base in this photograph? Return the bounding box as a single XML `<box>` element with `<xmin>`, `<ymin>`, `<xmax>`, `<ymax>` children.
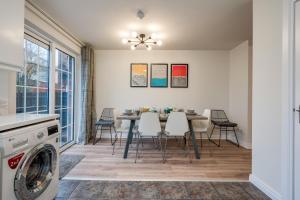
<box><xmin>121</xmin><ymin>10</ymin><xmax>163</xmax><ymax>50</ymax></box>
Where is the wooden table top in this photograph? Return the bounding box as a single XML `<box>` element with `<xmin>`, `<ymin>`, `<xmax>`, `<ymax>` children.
<box><xmin>117</xmin><ymin>113</ymin><xmax>208</xmax><ymax>121</ymax></box>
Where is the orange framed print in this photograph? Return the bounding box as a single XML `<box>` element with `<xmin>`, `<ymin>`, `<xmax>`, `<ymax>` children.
<box><xmin>171</xmin><ymin>64</ymin><xmax>188</xmax><ymax>88</ymax></box>
<box><xmin>130</xmin><ymin>63</ymin><xmax>148</xmax><ymax>87</ymax></box>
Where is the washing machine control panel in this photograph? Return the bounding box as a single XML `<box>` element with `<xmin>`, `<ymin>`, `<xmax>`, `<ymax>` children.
<box><xmin>47</xmin><ymin>125</ymin><xmax>59</xmax><ymax>136</ymax></box>
<box><xmin>0</xmin><ymin>120</ymin><xmax>59</xmax><ymax>157</ymax></box>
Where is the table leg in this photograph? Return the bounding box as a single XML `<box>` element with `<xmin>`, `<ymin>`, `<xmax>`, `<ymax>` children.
<box><xmin>188</xmin><ymin>120</ymin><xmax>200</xmax><ymax>159</ymax></box>
<box><xmin>123</xmin><ymin>119</ymin><xmax>136</xmax><ymax>159</ymax></box>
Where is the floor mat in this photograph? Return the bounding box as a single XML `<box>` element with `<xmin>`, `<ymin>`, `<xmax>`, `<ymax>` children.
<box><xmin>59</xmin><ymin>154</ymin><xmax>85</xmax><ymax>179</ymax></box>
<box><xmin>56</xmin><ymin>180</ymin><xmax>271</xmax><ymax>200</ymax></box>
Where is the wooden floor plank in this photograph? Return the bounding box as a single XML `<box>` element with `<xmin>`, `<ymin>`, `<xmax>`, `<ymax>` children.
<box><xmin>63</xmin><ymin>139</ymin><xmax>251</xmax><ymax>181</ymax></box>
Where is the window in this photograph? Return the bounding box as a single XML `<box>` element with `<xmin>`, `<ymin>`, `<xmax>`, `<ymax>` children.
<box><xmin>16</xmin><ymin>34</ymin><xmax>50</xmax><ymax>114</ymax></box>
<box><xmin>16</xmin><ymin>32</ymin><xmax>76</xmax><ymax>149</ymax></box>
<box><xmin>55</xmin><ymin>49</ymin><xmax>75</xmax><ymax>147</ymax></box>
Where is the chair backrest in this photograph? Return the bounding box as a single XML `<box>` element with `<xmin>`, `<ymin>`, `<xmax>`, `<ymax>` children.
<box><xmin>138</xmin><ymin>112</ymin><xmax>161</xmax><ymax>136</ymax></box>
<box><xmin>100</xmin><ymin>108</ymin><xmax>114</xmax><ymax>120</ymax></box>
<box><xmin>211</xmin><ymin>110</ymin><xmax>229</xmax><ymax>122</ymax></box>
<box><xmin>165</xmin><ymin>112</ymin><xmax>189</xmax><ymax>136</ymax></box>
<box><xmin>120</xmin><ymin>120</ymin><xmax>130</xmax><ymax>129</ymax></box>
<box><xmin>203</xmin><ymin>109</ymin><xmax>211</xmax><ymax>119</ymax></box>
<box><xmin>200</xmin><ymin>109</ymin><xmax>211</xmax><ymax>128</ymax></box>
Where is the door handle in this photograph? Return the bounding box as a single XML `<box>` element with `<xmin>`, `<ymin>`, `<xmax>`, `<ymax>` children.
<box><xmin>294</xmin><ymin>105</ymin><xmax>300</xmax><ymax>123</ymax></box>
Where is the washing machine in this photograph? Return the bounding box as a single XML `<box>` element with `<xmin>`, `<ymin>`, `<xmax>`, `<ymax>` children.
<box><xmin>0</xmin><ymin>114</ymin><xmax>60</xmax><ymax>200</ymax></box>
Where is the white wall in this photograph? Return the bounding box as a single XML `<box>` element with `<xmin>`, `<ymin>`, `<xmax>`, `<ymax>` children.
<box><xmin>228</xmin><ymin>41</ymin><xmax>251</xmax><ymax>148</ymax></box>
<box><xmin>0</xmin><ymin>69</ymin><xmax>9</xmax><ymax>115</ymax></box>
<box><xmin>0</xmin><ymin>69</ymin><xmax>16</xmax><ymax>115</ymax></box>
<box><xmin>94</xmin><ymin>50</ymin><xmax>230</xmax><ymax>116</ymax></box>
<box><xmin>25</xmin><ymin>1</ymin><xmax>83</xmax><ymax>55</ymax></box>
<box><xmin>251</xmin><ymin>0</ymin><xmax>283</xmax><ymax>199</ymax></box>
<box><xmin>0</xmin><ymin>1</ymin><xmax>84</xmax><ymax>117</ymax></box>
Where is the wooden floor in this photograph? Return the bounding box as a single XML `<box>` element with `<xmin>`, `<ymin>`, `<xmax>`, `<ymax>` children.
<box><xmin>63</xmin><ymin>139</ymin><xmax>251</xmax><ymax>181</ymax></box>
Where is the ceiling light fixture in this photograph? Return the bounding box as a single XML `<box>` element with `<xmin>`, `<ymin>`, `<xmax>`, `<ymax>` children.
<box><xmin>121</xmin><ymin>10</ymin><xmax>163</xmax><ymax>50</ymax></box>
<box><xmin>122</xmin><ymin>33</ymin><xmax>162</xmax><ymax>50</ymax></box>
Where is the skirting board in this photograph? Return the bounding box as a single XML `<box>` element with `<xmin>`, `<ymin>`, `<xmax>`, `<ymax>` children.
<box><xmin>96</xmin><ymin>131</ymin><xmax>252</xmax><ymax>149</ymax></box>
<box><xmin>249</xmin><ymin>174</ymin><xmax>282</xmax><ymax>200</ymax></box>
<box><xmin>227</xmin><ymin>134</ymin><xmax>252</xmax><ymax>149</ymax></box>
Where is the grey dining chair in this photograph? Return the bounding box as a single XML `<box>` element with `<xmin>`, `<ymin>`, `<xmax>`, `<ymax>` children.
<box><xmin>94</xmin><ymin>108</ymin><xmax>116</xmax><ymax>145</ymax></box>
<box><xmin>209</xmin><ymin>109</ymin><xmax>239</xmax><ymax>147</ymax></box>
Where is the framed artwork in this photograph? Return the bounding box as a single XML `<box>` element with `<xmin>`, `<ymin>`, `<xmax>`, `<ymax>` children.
<box><xmin>171</xmin><ymin>64</ymin><xmax>188</xmax><ymax>88</ymax></box>
<box><xmin>130</xmin><ymin>63</ymin><xmax>148</xmax><ymax>87</ymax></box>
<box><xmin>150</xmin><ymin>63</ymin><xmax>168</xmax><ymax>87</ymax></box>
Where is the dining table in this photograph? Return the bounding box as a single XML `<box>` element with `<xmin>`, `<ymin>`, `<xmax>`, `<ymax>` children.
<box><xmin>117</xmin><ymin>113</ymin><xmax>208</xmax><ymax>159</ymax></box>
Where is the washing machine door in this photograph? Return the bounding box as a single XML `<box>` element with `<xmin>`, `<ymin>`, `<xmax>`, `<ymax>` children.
<box><xmin>14</xmin><ymin>144</ymin><xmax>57</xmax><ymax>200</ymax></box>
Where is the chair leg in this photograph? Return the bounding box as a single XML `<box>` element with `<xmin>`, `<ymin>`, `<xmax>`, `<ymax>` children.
<box><xmin>140</xmin><ymin>136</ymin><xmax>144</xmax><ymax>159</ymax></box>
<box><xmin>99</xmin><ymin>126</ymin><xmax>103</xmax><ymax>141</ymax></box>
<box><xmin>110</xmin><ymin>126</ymin><xmax>113</xmax><ymax>144</ymax></box>
<box><xmin>163</xmin><ymin>136</ymin><xmax>168</xmax><ymax>163</ymax></box>
<box><xmin>135</xmin><ymin>134</ymin><xmax>141</xmax><ymax>163</ymax></box>
<box><xmin>130</xmin><ymin>132</ymin><xmax>136</xmax><ymax>148</ymax></box>
<box><xmin>112</xmin><ymin>133</ymin><xmax>117</xmax><ymax>155</ymax></box>
<box><xmin>120</xmin><ymin>132</ymin><xmax>122</xmax><ymax>146</ymax></box>
<box><xmin>100</xmin><ymin>126</ymin><xmax>103</xmax><ymax>139</ymax></box>
<box><xmin>93</xmin><ymin>125</ymin><xmax>98</xmax><ymax>145</ymax></box>
<box><xmin>180</xmin><ymin>137</ymin><xmax>184</xmax><ymax>149</ymax></box>
<box><xmin>152</xmin><ymin>137</ymin><xmax>156</xmax><ymax>148</ymax></box>
<box><xmin>159</xmin><ymin>135</ymin><xmax>164</xmax><ymax>161</ymax></box>
<box><xmin>199</xmin><ymin>132</ymin><xmax>203</xmax><ymax>147</ymax></box>
<box><xmin>112</xmin><ymin>143</ymin><xmax>115</xmax><ymax>155</ymax></box>
<box><xmin>208</xmin><ymin>125</ymin><xmax>221</xmax><ymax>147</ymax></box>
<box><xmin>209</xmin><ymin>125</ymin><xmax>215</xmax><ymax>140</ymax></box>
<box><xmin>233</xmin><ymin>127</ymin><xmax>240</xmax><ymax>147</ymax></box>
<box><xmin>218</xmin><ymin>128</ymin><xmax>222</xmax><ymax>147</ymax></box>
<box><xmin>186</xmin><ymin>134</ymin><xmax>192</xmax><ymax>163</ymax></box>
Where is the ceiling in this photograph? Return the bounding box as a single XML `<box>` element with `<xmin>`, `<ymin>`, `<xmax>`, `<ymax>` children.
<box><xmin>30</xmin><ymin>0</ymin><xmax>252</xmax><ymax>50</ymax></box>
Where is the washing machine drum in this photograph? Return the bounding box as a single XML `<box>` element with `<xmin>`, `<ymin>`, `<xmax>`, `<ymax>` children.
<box><xmin>14</xmin><ymin>144</ymin><xmax>57</xmax><ymax>200</ymax></box>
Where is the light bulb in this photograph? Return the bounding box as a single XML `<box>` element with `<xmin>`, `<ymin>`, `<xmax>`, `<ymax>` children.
<box><xmin>131</xmin><ymin>31</ymin><xmax>138</xmax><ymax>37</ymax></box>
<box><xmin>122</xmin><ymin>38</ymin><xmax>128</xmax><ymax>44</ymax></box>
<box><xmin>131</xmin><ymin>45</ymin><xmax>136</xmax><ymax>50</ymax></box>
<box><xmin>151</xmin><ymin>33</ymin><xmax>157</xmax><ymax>39</ymax></box>
<box><xmin>157</xmin><ymin>40</ymin><xmax>162</xmax><ymax>46</ymax></box>
<box><xmin>147</xmin><ymin>46</ymin><xmax>152</xmax><ymax>51</ymax></box>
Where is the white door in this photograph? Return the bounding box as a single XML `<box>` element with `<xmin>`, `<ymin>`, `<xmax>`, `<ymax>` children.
<box><xmin>294</xmin><ymin>1</ymin><xmax>300</xmax><ymax>199</ymax></box>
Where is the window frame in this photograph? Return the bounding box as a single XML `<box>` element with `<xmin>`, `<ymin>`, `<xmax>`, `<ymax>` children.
<box><xmin>50</xmin><ymin>43</ymin><xmax>77</xmax><ymax>152</ymax></box>
<box><xmin>16</xmin><ymin>33</ymin><xmax>51</xmax><ymax>114</ymax></box>
<box><xmin>17</xmin><ymin>29</ymin><xmax>79</xmax><ymax>152</ymax></box>
<box><xmin>54</xmin><ymin>48</ymin><xmax>76</xmax><ymax>149</ymax></box>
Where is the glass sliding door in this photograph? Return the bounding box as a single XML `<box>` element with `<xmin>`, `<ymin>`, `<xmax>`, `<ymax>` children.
<box><xmin>55</xmin><ymin>49</ymin><xmax>75</xmax><ymax>147</ymax></box>
<box><xmin>16</xmin><ymin>34</ymin><xmax>50</xmax><ymax>114</ymax></box>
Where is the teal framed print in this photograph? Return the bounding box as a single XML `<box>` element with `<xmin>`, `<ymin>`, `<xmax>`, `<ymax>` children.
<box><xmin>150</xmin><ymin>63</ymin><xmax>168</xmax><ymax>88</ymax></box>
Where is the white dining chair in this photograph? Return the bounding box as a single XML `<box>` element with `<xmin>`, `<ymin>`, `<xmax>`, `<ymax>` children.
<box><xmin>115</xmin><ymin>120</ymin><xmax>131</xmax><ymax>146</ymax></box>
<box><xmin>164</xmin><ymin>112</ymin><xmax>191</xmax><ymax>163</ymax></box>
<box><xmin>192</xmin><ymin>109</ymin><xmax>211</xmax><ymax>146</ymax></box>
<box><xmin>135</xmin><ymin>112</ymin><xmax>163</xmax><ymax>163</ymax></box>
<box><xmin>112</xmin><ymin>118</ymin><xmax>139</xmax><ymax>155</ymax></box>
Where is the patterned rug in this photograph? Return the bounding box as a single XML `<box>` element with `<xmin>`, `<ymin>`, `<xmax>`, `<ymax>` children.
<box><xmin>55</xmin><ymin>180</ymin><xmax>271</xmax><ymax>200</ymax></box>
<box><xmin>59</xmin><ymin>154</ymin><xmax>85</xmax><ymax>179</ymax></box>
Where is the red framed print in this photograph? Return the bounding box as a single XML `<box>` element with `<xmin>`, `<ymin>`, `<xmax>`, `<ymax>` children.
<box><xmin>170</xmin><ymin>64</ymin><xmax>188</xmax><ymax>88</ymax></box>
